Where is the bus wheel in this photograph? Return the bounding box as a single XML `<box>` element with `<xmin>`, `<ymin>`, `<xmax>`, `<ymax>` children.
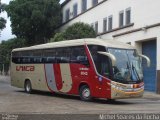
<box><xmin>24</xmin><ymin>80</ymin><xmax>32</xmax><ymax>94</ymax></box>
<box><xmin>79</xmin><ymin>85</ymin><xmax>92</xmax><ymax>101</ymax></box>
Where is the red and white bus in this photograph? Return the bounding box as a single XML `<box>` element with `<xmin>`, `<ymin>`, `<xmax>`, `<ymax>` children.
<box><xmin>11</xmin><ymin>39</ymin><xmax>150</xmax><ymax>101</ymax></box>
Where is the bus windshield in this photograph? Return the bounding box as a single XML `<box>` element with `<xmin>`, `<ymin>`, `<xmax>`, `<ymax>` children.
<box><xmin>108</xmin><ymin>48</ymin><xmax>143</xmax><ymax>84</ymax></box>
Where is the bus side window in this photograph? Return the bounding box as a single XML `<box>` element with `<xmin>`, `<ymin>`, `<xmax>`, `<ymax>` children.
<box><xmin>22</xmin><ymin>57</ymin><xmax>27</xmax><ymax>63</ymax></box>
<box><xmin>19</xmin><ymin>51</ymin><xmax>32</xmax><ymax>64</ymax></box>
<box><xmin>12</xmin><ymin>57</ymin><xmax>18</xmax><ymax>63</ymax></box>
<box><xmin>33</xmin><ymin>57</ymin><xmax>43</xmax><ymax>63</ymax></box>
<box><xmin>56</xmin><ymin>57</ymin><xmax>61</xmax><ymax>63</ymax></box>
<box><xmin>18</xmin><ymin>57</ymin><xmax>21</xmax><ymax>63</ymax></box>
<box><xmin>71</xmin><ymin>46</ymin><xmax>90</xmax><ymax>67</ymax></box>
<box><xmin>46</xmin><ymin>57</ymin><xmax>56</xmax><ymax>63</ymax></box>
<box><xmin>88</xmin><ymin>45</ymin><xmax>111</xmax><ymax>78</ymax></box>
<box><xmin>32</xmin><ymin>50</ymin><xmax>43</xmax><ymax>63</ymax></box>
<box><xmin>12</xmin><ymin>52</ymin><xmax>22</xmax><ymax>64</ymax></box>
<box><xmin>43</xmin><ymin>49</ymin><xmax>57</xmax><ymax>63</ymax></box>
<box><xmin>77</xmin><ymin>56</ymin><xmax>89</xmax><ymax>66</ymax></box>
<box><xmin>70</xmin><ymin>47</ymin><xmax>79</xmax><ymax>63</ymax></box>
<box><xmin>61</xmin><ymin>57</ymin><xmax>70</xmax><ymax>63</ymax></box>
<box><xmin>56</xmin><ymin>47</ymin><xmax>71</xmax><ymax>63</ymax></box>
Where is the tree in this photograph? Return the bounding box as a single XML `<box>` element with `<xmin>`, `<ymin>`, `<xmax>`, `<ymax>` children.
<box><xmin>0</xmin><ymin>38</ymin><xmax>27</xmax><ymax>73</ymax></box>
<box><xmin>50</xmin><ymin>32</ymin><xmax>65</xmax><ymax>42</ymax></box>
<box><xmin>64</xmin><ymin>22</ymin><xmax>96</xmax><ymax>40</ymax></box>
<box><xmin>0</xmin><ymin>3</ymin><xmax>7</xmax><ymax>30</ymax></box>
<box><xmin>0</xmin><ymin>17</ymin><xmax>6</xmax><ymax>30</ymax></box>
<box><xmin>50</xmin><ymin>22</ymin><xmax>96</xmax><ymax>42</ymax></box>
<box><xmin>6</xmin><ymin>0</ymin><xmax>61</xmax><ymax>45</ymax></box>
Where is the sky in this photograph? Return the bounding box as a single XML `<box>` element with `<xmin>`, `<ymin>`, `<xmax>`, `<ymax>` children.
<box><xmin>0</xmin><ymin>0</ymin><xmax>65</xmax><ymax>42</ymax></box>
<box><xmin>0</xmin><ymin>0</ymin><xmax>15</xmax><ymax>42</ymax></box>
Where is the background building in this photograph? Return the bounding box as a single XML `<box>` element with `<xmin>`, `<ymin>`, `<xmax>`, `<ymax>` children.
<box><xmin>60</xmin><ymin>0</ymin><xmax>160</xmax><ymax>93</ymax></box>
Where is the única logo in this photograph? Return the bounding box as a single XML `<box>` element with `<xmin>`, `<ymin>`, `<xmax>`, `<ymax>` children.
<box><xmin>16</xmin><ymin>66</ymin><xmax>35</xmax><ymax>71</ymax></box>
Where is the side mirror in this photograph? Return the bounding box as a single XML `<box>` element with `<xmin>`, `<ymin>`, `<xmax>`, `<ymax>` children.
<box><xmin>139</xmin><ymin>54</ymin><xmax>150</xmax><ymax>67</ymax></box>
<box><xmin>98</xmin><ymin>51</ymin><xmax>116</xmax><ymax>66</ymax></box>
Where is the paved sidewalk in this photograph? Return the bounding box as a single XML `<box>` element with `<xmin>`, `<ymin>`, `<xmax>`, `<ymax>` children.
<box><xmin>0</xmin><ymin>75</ymin><xmax>10</xmax><ymax>78</ymax></box>
<box><xmin>143</xmin><ymin>91</ymin><xmax>160</xmax><ymax>99</ymax></box>
<box><xmin>1</xmin><ymin>75</ymin><xmax>160</xmax><ymax>114</ymax></box>
<box><xmin>0</xmin><ymin>75</ymin><xmax>10</xmax><ymax>83</ymax></box>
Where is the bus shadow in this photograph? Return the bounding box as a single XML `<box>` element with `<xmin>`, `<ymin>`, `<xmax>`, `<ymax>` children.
<box><xmin>16</xmin><ymin>90</ymin><xmax>80</xmax><ymax>100</ymax></box>
<box><xmin>16</xmin><ymin>90</ymin><xmax>135</xmax><ymax>105</ymax></box>
<box><xmin>92</xmin><ymin>98</ymin><xmax>134</xmax><ymax>105</ymax></box>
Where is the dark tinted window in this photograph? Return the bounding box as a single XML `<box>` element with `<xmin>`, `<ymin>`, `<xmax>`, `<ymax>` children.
<box><xmin>56</xmin><ymin>47</ymin><xmax>71</xmax><ymax>63</ymax></box>
<box><xmin>126</xmin><ymin>8</ymin><xmax>131</xmax><ymax>25</ymax></box>
<box><xmin>95</xmin><ymin>21</ymin><xmax>98</xmax><ymax>34</ymax></box>
<box><xmin>33</xmin><ymin>50</ymin><xmax>43</xmax><ymax>63</ymax></box>
<box><xmin>88</xmin><ymin>45</ymin><xmax>111</xmax><ymax>77</ymax></box>
<box><xmin>108</xmin><ymin>16</ymin><xmax>113</xmax><ymax>31</ymax></box>
<box><xmin>65</xmin><ymin>9</ymin><xmax>70</xmax><ymax>22</ymax></box>
<box><xmin>92</xmin><ymin>0</ymin><xmax>98</xmax><ymax>7</ymax></box>
<box><xmin>103</xmin><ymin>18</ymin><xmax>107</xmax><ymax>32</ymax></box>
<box><xmin>70</xmin><ymin>46</ymin><xmax>89</xmax><ymax>66</ymax></box>
<box><xmin>73</xmin><ymin>3</ymin><xmax>78</xmax><ymax>17</ymax></box>
<box><xmin>82</xmin><ymin>0</ymin><xmax>87</xmax><ymax>12</ymax></box>
<box><xmin>12</xmin><ymin>50</ymin><xmax>43</xmax><ymax>64</ymax></box>
<box><xmin>12</xmin><ymin>46</ymin><xmax>89</xmax><ymax>66</ymax></box>
<box><xmin>43</xmin><ymin>49</ymin><xmax>57</xmax><ymax>63</ymax></box>
<box><xmin>119</xmin><ymin>11</ymin><xmax>124</xmax><ymax>27</ymax></box>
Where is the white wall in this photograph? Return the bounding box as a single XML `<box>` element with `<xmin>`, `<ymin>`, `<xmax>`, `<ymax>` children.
<box><xmin>62</xmin><ymin>0</ymin><xmax>105</xmax><ymax>23</ymax></box>
<box><xmin>60</xmin><ymin>0</ymin><xmax>160</xmax><ymax>70</ymax></box>
<box><xmin>61</xmin><ymin>0</ymin><xmax>160</xmax><ymax>33</ymax></box>
<box><xmin>157</xmin><ymin>37</ymin><xmax>160</xmax><ymax>70</ymax></box>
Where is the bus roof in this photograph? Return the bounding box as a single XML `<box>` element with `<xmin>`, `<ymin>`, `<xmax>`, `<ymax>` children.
<box><xmin>12</xmin><ymin>38</ymin><xmax>135</xmax><ymax>52</ymax></box>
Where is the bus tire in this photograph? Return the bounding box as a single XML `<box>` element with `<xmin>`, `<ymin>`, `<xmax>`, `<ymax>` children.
<box><xmin>24</xmin><ymin>80</ymin><xmax>32</xmax><ymax>94</ymax></box>
<box><xmin>79</xmin><ymin>85</ymin><xmax>92</xmax><ymax>101</ymax></box>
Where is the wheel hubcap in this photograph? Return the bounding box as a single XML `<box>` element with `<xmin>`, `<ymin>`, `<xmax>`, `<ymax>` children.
<box><xmin>82</xmin><ymin>88</ymin><xmax>90</xmax><ymax>98</ymax></box>
<box><xmin>26</xmin><ymin>84</ymin><xmax>30</xmax><ymax>92</ymax></box>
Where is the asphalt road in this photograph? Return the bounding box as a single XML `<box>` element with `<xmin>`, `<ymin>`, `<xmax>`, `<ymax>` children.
<box><xmin>0</xmin><ymin>75</ymin><xmax>160</xmax><ymax>115</ymax></box>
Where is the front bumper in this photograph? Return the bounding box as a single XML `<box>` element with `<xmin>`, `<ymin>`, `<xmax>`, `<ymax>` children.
<box><xmin>110</xmin><ymin>81</ymin><xmax>144</xmax><ymax>99</ymax></box>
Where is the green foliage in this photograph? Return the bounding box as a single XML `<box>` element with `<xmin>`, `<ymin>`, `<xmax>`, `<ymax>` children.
<box><xmin>50</xmin><ymin>22</ymin><xmax>96</xmax><ymax>42</ymax></box>
<box><xmin>50</xmin><ymin>32</ymin><xmax>65</xmax><ymax>42</ymax></box>
<box><xmin>0</xmin><ymin>38</ymin><xmax>27</xmax><ymax>72</ymax></box>
<box><xmin>0</xmin><ymin>3</ymin><xmax>7</xmax><ymax>30</ymax></box>
<box><xmin>0</xmin><ymin>17</ymin><xmax>6</xmax><ymax>30</ymax></box>
<box><xmin>64</xmin><ymin>22</ymin><xmax>96</xmax><ymax>40</ymax></box>
<box><xmin>0</xmin><ymin>3</ymin><xmax>6</xmax><ymax>12</ymax></box>
<box><xmin>6</xmin><ymin>0</ymin><xmax>61</xmax><ymax>45</ymax></box>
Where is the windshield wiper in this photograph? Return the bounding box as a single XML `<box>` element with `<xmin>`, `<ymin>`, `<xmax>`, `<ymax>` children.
<box><xmin>132</xmin><ymin>63</ymin><xmax>140</xmax><ymax>81</ymax></box>
<box><xmin>124</xmin><ymin>62</ymin><xmax>132</xmax><ymax>81</ymax></box>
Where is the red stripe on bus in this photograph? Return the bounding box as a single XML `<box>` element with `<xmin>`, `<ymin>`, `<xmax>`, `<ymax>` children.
<box><xmin>53</xmin><ymin>64</ymin><xmax>63</xmax><ymax>91</ymax></box>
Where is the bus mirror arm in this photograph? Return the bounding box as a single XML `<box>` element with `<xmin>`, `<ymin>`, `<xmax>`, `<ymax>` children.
<box><xmin>97</xmin><ymin>51</ymin><xmax>116</xmax><ymax>66</ymax></box>
<box><xmin>139</xmin><ymin>54</ymin><xmax>150</xmax><ymax>67</ymax></box>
